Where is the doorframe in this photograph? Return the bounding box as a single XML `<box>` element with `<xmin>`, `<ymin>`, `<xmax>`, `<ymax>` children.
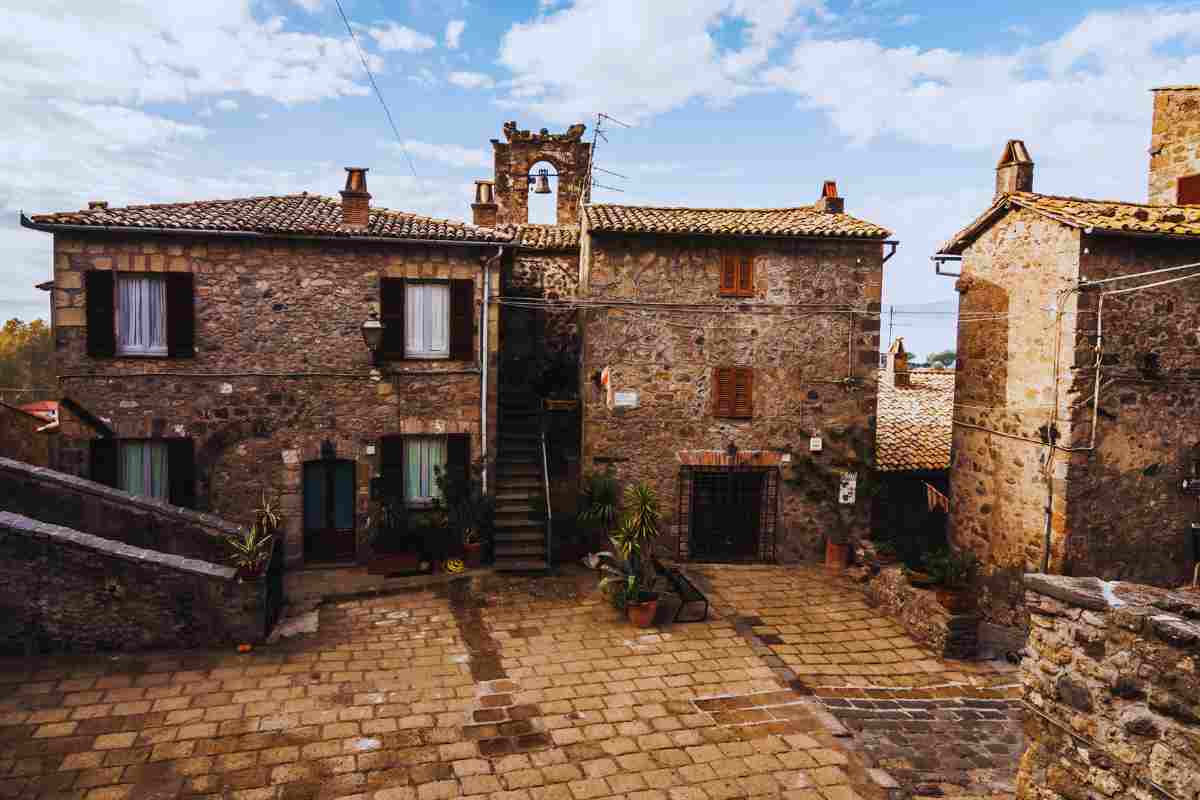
<box><xmin>677</xmin><ymin>465</ymin><xmax>779</xmax><ymax>562</ymax></box>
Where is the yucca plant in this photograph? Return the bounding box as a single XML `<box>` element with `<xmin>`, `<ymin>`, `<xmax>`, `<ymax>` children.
<box><xmin>225</xmin><ymin>522</ymin><xmax>274</xmax><ymax>579</ymax></box>
<box><xmin>579</xmin><ymin>470</ymin><xmax>621</xmax><ymax>536</ymax></box>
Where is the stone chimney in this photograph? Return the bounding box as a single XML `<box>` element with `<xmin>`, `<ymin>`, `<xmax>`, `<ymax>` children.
<box><xmin>1148</xmin><ymin>86</ymin><xmax>1200</xmax><ymax>206</ymax></box>
<box><xmin>995</xmin><ymin>140</ymin><xmax>1034</xmax><ymax>196</ymax></box>
<box><xmin>87</xmin><ymin>200</ymin><xmax>108</xmax><ymax>210</ymax></box>
<box><xmin>472</xmin><ymin>180</ymin><xmax>498</xmax><ymax>227</ymax></box>
<box><xmin>340</xmin><ymin>167</ymin><xmax>371</xmax><ymax>228</ymax></box>
<box><xmin>816</xmin><ymin>180</ymin><xmax>844</xmax><ymax>214</ymax></box>
<box><xmin>887</xmin><ymin>338</ymin><xmax>910</xmax><ymax>388</ymax></box>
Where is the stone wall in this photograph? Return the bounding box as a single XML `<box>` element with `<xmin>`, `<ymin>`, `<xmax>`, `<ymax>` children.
<box><xmin>0</xmin><ymin>511</ymin><xmax>266</xmax><ymax>654</ymax></box>
<box><xmin>491</xmin><ymin>122</ymin><xmax>590</xmax><ymax>226</ymax></box>
<box><xmin>48</xmin><ymin>231</ymin><xmax>501</xmax><ymax>566</ymax></box>
<box><xmin>1148</xmin><ymin>86</ymin><xmax>1200</xmax><ymax>205</ymax></box>
<box><xmin>1017</xmin><ymin>573</ymin><xmax>1200</xmax><ymax>800</ymax></box>
<box><xmin>866</xmin><ymin>565</ymin><xmax>980</xmax><ymax>659</ymax></box>
<box><xmin>0</xmin><ymin>404</ymin><xmax>50</xmax><ymax>467</ymax></box>
<box><xmin>580</xmin><ymin>232</ymin><xmax>883</xmax><ymax>562</ymax></box>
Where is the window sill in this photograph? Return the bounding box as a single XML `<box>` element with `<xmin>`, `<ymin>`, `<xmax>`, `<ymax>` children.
<box><xmin>114</xmin><ymin>351</ymin><xmax>170</xmax><ymax>358</ymax></box>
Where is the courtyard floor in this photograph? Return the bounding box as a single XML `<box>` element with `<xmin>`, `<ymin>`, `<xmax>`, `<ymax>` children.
<box><xmin>0</xmin><ymin>564</ymin><xmax>1022</xmax><ymax>800</ymax></box>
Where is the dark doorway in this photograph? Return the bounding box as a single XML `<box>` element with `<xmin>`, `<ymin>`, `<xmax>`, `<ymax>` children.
<box><xmin>303</xmin><ymin>459</ymin><xmax>356</xmax><ymax>562</ymax></box>
<box><xmin>680</xmin><ymin>466</ymin><xmax>778</xmax><ymax>562</ymax></box>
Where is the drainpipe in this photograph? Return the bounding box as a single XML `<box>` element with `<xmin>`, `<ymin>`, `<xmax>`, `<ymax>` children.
<box><xmin>480</xmin><ymin>246</ymin><xmax>504</xmax><ymax>495</ymax></box>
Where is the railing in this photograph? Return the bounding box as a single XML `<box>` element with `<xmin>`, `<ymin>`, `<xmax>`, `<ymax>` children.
<box><xmin>539</xmin><ymin>428</ymin><xmax>554</xmax><ymax>572</ymax></box>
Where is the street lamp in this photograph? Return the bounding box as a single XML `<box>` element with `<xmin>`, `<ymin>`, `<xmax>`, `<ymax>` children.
<box><xmin>361</xmin><ymin>314</ymin><xmax>384</xmax><ymax>366</ymax></box>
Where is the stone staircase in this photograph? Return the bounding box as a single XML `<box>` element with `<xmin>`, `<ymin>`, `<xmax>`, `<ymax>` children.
<box><xmin>492</xmin><ymin>393</ymin><xmax>550</xmax><ymax>572</ymax></box>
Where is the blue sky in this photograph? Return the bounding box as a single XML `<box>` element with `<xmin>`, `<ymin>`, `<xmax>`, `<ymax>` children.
<box><xmin>2</xmin><ymin>0</ymin><xmax>1198</xmax><ymax>361</ymax></box>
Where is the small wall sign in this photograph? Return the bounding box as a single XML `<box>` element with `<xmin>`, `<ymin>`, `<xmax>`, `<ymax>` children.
<box><xmin>810</xmin><ymin>436</ymin><xmax>823</xmax><ymax>452</ymax></box>
<box><xmin>613</xmin><ymin>390</ymin><xmax>639</xmax><ymax>409</ymax></box>
<box><xmin>838</xmin><ymin>471</ymin><xmax>858</xmax><ymax>505</ymax></box>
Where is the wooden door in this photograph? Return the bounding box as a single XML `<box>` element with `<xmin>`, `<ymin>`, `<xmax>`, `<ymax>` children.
<box><xmin>303</xmin><ymin>459</ymin><xmax>357</xmax><ymax>562</ymax></box>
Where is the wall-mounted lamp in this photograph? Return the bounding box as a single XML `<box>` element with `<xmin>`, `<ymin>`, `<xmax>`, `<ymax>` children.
<box><xmin>361</xmin><ymin>313</ymin><xmax>384</xmax><ymax>366</ymax></box>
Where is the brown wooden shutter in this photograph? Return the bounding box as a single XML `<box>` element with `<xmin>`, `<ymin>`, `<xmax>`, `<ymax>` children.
<box><xmin>165</xmin><ymin>273</ymin><xmax>195</xmax><ymax>358</ymax></box>
<box><xmin>449</xmin><ymin>279</ymin><xmax>475</xmax><ymax>361</ymax></box>
<box><xmin>1180</xmin><ymin>174</ymin><xmax>1200</xmax><ymax>205</ymax></box>
<box><xmin>89</xmin><ymin>438</ymin><xmax>118</xmax><ymax>488</ymax></box>
<box><xmin>737</xmin><ymin>254</ymin><xmax>754</xmax><ymax>297</ymax></box>
<box><xmin>85</xmin><ymin>271</ymin><xmax>116</xmax><ymax>358</ymax></box>
<box><xmin>167</xmin><ymin>437</ymin><xmax>196</xmax><ymax>508</ymax></box>
<box><xmin>446</xmin><ymin>433</ymin><xmax>470</xmax><ymax>486</ymax></box>
<box><xmin>720</xmin><ymin>253</ymin><xmax>738</xmax><ymax>295</ymax></box>
<box><xmin>733</xmin><ymin>368</ymin><xmax>754</xmax><ymax>418</ymax></box>
<box><xmin>380</xmin><ymin>278</ymin><xmax>405</xmax><ymax>358</ymax></box>
<box><xmin>713</xmin><ymin>367</ymin><xmax>733</xmax><ymax>417</ymax></box>
<box><xmin>380</xmin><ymin>435</ymin><xmax>405</xmax><ymax>502</ymax></box>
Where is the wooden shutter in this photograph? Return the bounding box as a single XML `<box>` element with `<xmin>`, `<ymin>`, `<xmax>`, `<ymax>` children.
<box><xmin>449</xmin><ymin>279</ymin><xmax>475</xmax><ymax>362</ymax></box>
<box><xmin>85</xmin><ymin>271</ymin><xmax>116</xmax><ymax>358</ymax></box>
<box><xmin>1180</xmin><ymin>174</ymin><xmax>1200</xmax><ymax>205</ymax></box>
<box><xmin>167</xmin><ymin>437</ymin><xmax>196</xmax><ymax>508</ymax></box>
<box><xmin>713</xmin><ymin>367</ymin><xmax>733</xmax><ymax>417</ymax></box>
<box><xmin>165</xmin><ymin>273</ymin><xmax>195</xmax><ymax>358</ymax></box>
<box><xmin>380</xmin><ymin>435</ymin><xmax>405</xmax><ymax>502</ymax></box>
<box><xmin>737</xmin><ymin>254</ymin><xmax>754</xmax><ymax>297</ymax></box>
<box><xmin>380</xmin><ymin>278</ymin><xmax>405</xmax><ymax>358</ymax></box>
<box><xmin>733</xmin><ymin>368</ymin><xmax>754</xmax><ymax>418</ymax></box>
<box><xmin>719</xmin><ymin>254</ymin><xmax>737</xmax><ymax>295</ymax></box>
<box><xmin>89</xmin><ymin>438</ymin><xmax>118</xmax><ymax>488</ymax></box>
<box><xmin>446</xmin><ymin>433</ymin><xmax>470</xmax><ymax>486</ymax></box>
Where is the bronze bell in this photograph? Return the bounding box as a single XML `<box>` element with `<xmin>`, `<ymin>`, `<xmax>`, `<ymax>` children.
<box><xmin>531</xmin><ymin>167</ymin><xmax>552</xmax><ymax>194</ymax></box>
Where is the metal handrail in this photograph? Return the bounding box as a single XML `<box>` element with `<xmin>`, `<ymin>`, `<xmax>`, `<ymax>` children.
<box><xmin>539</xmin><ymin>428</ymin><xmax>553</xmax><ymax>572</ymax></box>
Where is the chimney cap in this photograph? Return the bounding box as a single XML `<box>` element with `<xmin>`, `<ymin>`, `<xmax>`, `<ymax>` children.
<box><xmin>821</xmin><ymin>180</ymin><xmax>840</xmax><ymax>199</ymax></box>
<box><xmin>888</xmin><ymin>337</ymin><xmax>907</xmax><ymax>356</ymax></box>
<box><xmin>87</xmin><ymin>200</ymin><xmax>108</xmax><ymax>210</ymax></box>
<box><xmin>342</xmin><ymin>167</ymin><xmax>370</xmax><ymax>196</ymax></box>
<box><xmin>996</xmin><ymin>140</ymin><xmax>1033</xmax><ymax>168</ymax></box>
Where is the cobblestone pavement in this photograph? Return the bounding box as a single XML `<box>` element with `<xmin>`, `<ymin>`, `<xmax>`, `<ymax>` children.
<box><xmin>0</xmin><ymin>567</ymin><xmax>898</xmax><ymax>800</ymax></box>
<box><xmin>687</xmin><ymin>565</ymin><xmax>1024</xmax><ymax>799</ymax></box>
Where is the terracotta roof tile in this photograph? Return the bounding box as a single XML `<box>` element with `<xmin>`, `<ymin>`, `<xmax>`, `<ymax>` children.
<box><xmin>29</xmin><ymin>194</ymin><xmax>511</xmax><ymax>244</ymax></box>
<box><xmin>875</xmin><ymin>370</ymin><xmax>955</xmax><ymax>472</ymax></box>
<box><xmin>507</xmin><ymin>223</ymin><xmax>581</xmax><ymax>251</ymax></box>
<box><xmin>940</xmin><ymin>192</ymin><xmax>1200</xmax><ymax>254</ymax></box>
<box><xmin>583</xmin><ymin>203</ymin><xmax>891</xmax><ymax>240</ymax></box>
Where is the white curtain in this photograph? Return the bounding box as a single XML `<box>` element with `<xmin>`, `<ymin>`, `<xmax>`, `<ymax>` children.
<box><xmin>119</xmin><ymin>441</ymin><xmax>169</xmax><ymax>500</ymax></box>
<box><xmin>405</xmin><ymin>437</ymin><xmax>446</xmax><ymax>502</ymax></box>
<box><xmin>405</xmin><ymin>283</ymin><xmax>449</xmax><ymax>358</ymax></box>
<box><xmin>117</xmin><ymin>276</ymin><xmax>167</xmax><ymax>355</ymax></box>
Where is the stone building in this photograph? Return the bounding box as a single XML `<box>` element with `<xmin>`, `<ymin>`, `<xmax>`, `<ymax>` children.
<box><xmin>936</xmin><ymin>86</ymin><xmax>1200</xmax><ymax>629</ymax></box>
<box><xmin>577</xmin><ymin>192</ymin><xmax>893</xmax><ymax>562</ymax></box>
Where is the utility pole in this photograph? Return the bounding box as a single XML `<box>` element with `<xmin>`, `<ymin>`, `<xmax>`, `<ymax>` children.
<box><xmin>887</xmin><ymin>306</ymin><xmax>894</xmax><ymax>348</ymax></box>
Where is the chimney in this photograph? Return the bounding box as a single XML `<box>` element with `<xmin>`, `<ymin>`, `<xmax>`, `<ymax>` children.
<box><xmin>1148</xmin><ymin>86</ymin><xmax>1200</xmax><ymax>206</ymax></box>
<box><xmin>995</xmin><ymin>140</ymin><xmax>1034</xmax><ymax>197</ymax></box>
<box><xmin>471</xmin><ymin>180</ymin><xmax>498</xmax><ymax>227</ymax></box>
<box><xmin>816</xmin><ymin>180</ymin><xmax>844</xmax><ymax>214</ymax></box>
<box><xmin>340</xmin><ymin>167</ymin><xmax>371</xmax><ymax>228</ymax></box>
<box><xmin>888</xmin><ymin>338</ymin><xmax>910</xmax><ymax>388</ymax></box>
<box><xmin>87</xmin><ymin>201</ymin><xmax>108</xmax><ymax>210</ymax></box>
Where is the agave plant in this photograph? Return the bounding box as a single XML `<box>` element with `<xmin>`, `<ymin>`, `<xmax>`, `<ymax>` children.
<box><xmin>585</xmin><ymin>549</ymin><xmax>639</xmax><ymax>610</ymax></box>
<box><xmin>225</xmin><ymin>522</ymin><xmax>274</xmax><ymax>578</ymax></box>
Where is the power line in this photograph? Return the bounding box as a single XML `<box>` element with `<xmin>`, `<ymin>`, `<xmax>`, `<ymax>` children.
<box><xmin>333</xmin><ymin>0</ymin><xmax>418</xmax><ymax>179</ymax></box>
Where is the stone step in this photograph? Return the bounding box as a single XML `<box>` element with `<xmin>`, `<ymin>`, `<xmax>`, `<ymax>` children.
<box><xmin>494</xmin><ymin>518</ymin><xmax>543</xmax><ymax>531</ymax></box>
<box><xmin>495</xmin><ymin>491</ymin><xmax>538</xmax><ymax>502</ymax></box>
<box><xmin>493</xmin><ymin>531</ymin><xmax>545</xmax><ymax>544</ymax></box>
<box><xmin>495</xmin><ymin>503</ymin><xmax>538</xmax><ymax>515</ymax></box>
<box><xmin>493</xmin><ymin>558</ymin><xmax>549</xmax><ymax>572</ymax></box>
<box><xmin>495</xmin><ymin>543</ymin><xmax>547</xmax><ymax>557</ymax></box>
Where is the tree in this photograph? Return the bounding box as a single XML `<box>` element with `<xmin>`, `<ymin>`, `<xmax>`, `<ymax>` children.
<box><xmin>0</xmin><ymin>319</ymin><xmax>54</xmax><ymax>403</ymax></box>
<box><xmin>927</xmin><ymin>349</ymin><xmax>956</xmax><ymax>368</ymax></box>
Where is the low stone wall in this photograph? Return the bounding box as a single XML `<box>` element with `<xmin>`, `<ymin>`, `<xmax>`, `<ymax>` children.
<box><xmin>0</xmin><ymin>456</ymin><xmax>237</xmax><ymax>564</ymax></box>
<box><xmin>866</xmin><ymin>565</ymin><xmax>980</xmax><ymax>659</ymax></box>
<box><xmin>0</xmin><ymin>512</ymin><xmax>266</xmax><ymax>654</ymax></box>
<box><xmin>1018</xmin><ymin>574</ymin><xmax>1200</xmax><ymax>800</ymax></box>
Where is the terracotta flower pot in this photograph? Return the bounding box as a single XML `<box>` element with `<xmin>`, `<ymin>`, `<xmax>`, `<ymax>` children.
<box><xmin>463</xmin><ymin>542</ymin><xmax>482</xmax><ymax>569</ymax></box>
<box><xmin>825</xmin><ymin>541</ymin><xmax>851</xmax><ymax>571</ymax></box>
<box><xmin>935</xmin><ymin>586</ymin><xmax>973</xmax><ymax>614</ymax></box>
<box><xmin>627</xmin><ymin>594</ymin><xmax>659</xmax><ymax>628</ymax></box>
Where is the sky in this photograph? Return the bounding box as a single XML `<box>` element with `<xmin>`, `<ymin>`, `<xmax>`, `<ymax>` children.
<box><xmin>2</xmin><ymin>0</ymin><xmax>1199</xmax><ymax>361</ymax></box>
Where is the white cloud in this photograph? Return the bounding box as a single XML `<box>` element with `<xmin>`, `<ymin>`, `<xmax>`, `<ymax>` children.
<box><xmin>364</xmin><ymin>22</ymin><xmax>437</xmax><ymax>52</ymax></box>
<box><xmin>216</xmin><ymin>98</ymin><xmax>239</xmax><ymax>112</ymax></box>
<box><xmin>291</xmin><ymin>0</ymin><xmax>324</xmax><ymax>11</ymax></box>
<box><xmin>446</xmin><ymin>19</ymin><xmax>466</xmax><ymax>49</ymax></box>
<box><xmin>410</xmin><ymin>67</ymin><xmax>440</xmax><ymax>87</ymax></box>
<box><xmin>393</xmin><ymin>140</ymin><xmax>491</xmax><ymax>169</ymax></box>
<box><xmin>497</xmin><ymin>0</ymin><xmax>822</xmax><ymax>123</ymax></box>
<box><xmin>448</xmin><ymin>71</ymin><xmax>496</xmax><ymax>90</ymax></box>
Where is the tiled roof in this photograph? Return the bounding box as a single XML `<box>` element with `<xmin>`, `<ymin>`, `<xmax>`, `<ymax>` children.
<box><xmin>27</xmin><ymin>195</ymin><xmax>511</xmax><ymax>244</ymax></box>
<box><xmin>508</xmin><ymin>223</ymin><xmax>581</xmax><ymax>251</ymax></box>
<box><xmin>583</xmin><ymin>204</ymin><xmax>891</xmax><ymax>240</ymax></box>
<box><xmin>939</xmin><ymin>192</ymin><xmax>1200</xmax><ymax>254</ymax></box>
<box><xmin>875</xmin><ymin>370</ymin><xmax>955</xmax><ymax>472</ymax></box>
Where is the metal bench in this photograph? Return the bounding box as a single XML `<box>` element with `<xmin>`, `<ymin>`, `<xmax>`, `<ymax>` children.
<box><xmin>651</xmin><ymin>557</ymin><xmax>709</xmax><ymax>623</ymax></box>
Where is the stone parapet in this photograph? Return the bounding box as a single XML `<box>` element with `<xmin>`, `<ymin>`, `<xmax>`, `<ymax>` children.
<box><xmin>866</xmin><ymin>565</ymin><xmax>980</xmax><ymax>660</ymax></box>
<box><xmin>1017</xmin><ymin>573</ymin><xmax>1200</xmax><ymax>800</ymax></box>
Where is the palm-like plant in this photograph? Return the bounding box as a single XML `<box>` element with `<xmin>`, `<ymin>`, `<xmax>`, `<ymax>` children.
<box><xmin>579</xmin><ymin>470</ymin><xmax>620</xmax><ymax>536</ymax></box>
<box><xmin>584</xmin><ymin>481</ymin><xmax>662</xmax><ymax>608</ymax></box>
<box><xmin>225</xmin><ymin>522</ymin><xmax>274</xmax><ymax>577</ymax></box>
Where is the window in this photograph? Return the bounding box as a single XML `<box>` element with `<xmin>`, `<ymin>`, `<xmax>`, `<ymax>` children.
<box><xmin>85</xmin><ymin>271</ymin><xmax>194</xmax><ymax>359</ymax></box>
<box><xmin>117</xmin><ymin>275</ymin><xmax>167</xmax><ymax>355</ymax></box>
<box><xmin>1179</xmin><ymin>174</ymin><xmax>1200</xmax><ymax>205</ymax></box>
<box><xmin>402</xmin><ymin>436</ymin><xmax>445</xmax><ymax>504</ymax></box>
<box><xmin>406</xmin><ymin>283</ymin><xmax>450</xmax><ymax>358</ymax></box>
<box><xmin>713</xmin><ymin>367</ymin><xmax>754</xmax><ymax>418</ymax></box>
<box><xmin>119</xmin><ymin>440</ymin><xmax>169</xmax><ymax>499</ymax></box>
<box><xmin>90</xmin><ymin>438</ymin><xmax>196</xmax><ymax>507</ymax></box>
<box><xmin>379</xmin><ymin>278</ymin><xmax>476</xmax><ymax>361</ymax></box>
<box><xmin>719</xmin><ymin>252</ymin><xmax>754</xmax><ymax>297</ymax></box>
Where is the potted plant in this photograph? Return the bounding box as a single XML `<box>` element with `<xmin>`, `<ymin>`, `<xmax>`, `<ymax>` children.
<box><xmin>579</xmin><ymin>469</ymin><xmax>621</xmax><ymax>551</ymax></box>
<box><xmin>874</xmin><ymin>540</ymin><xmax>899</xmax><ymax>566</ymax></box>
<box><xmin>611</xmin><ymin>483</ymin><xmax>662</xmax><ymax>627</ymax></box>
<box><xmin>434</xmin><ymin>460</ymin><xmax>494</xmax><ymax>570</ymax></box>
<box><xmin>923</xmin><ymin>547</ymin><xmax>980</xmax><ymax>613</ymax></box>
<box><xmin>825</xmin><ymin>532</ymin><xmax>851</xmax><ymax>571</ymax></box>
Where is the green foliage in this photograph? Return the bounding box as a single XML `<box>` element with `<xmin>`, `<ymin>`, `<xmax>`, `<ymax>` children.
<box><xmin>922</xmin><ymin>547</ymin><xmax>979</xmax><ymax>588</ymax></box>
<box><xmin>579</xmin><ymin>469</ymin><xmax>621</xmax><ymax>535</ymax></box>
<box><xmin>434</xmin><ymin>459</ymin><xmax>494</xmax><ymax>547</ymax></box>
<box><xmin>365</xmin><ymin>496</ymin><xmax>406</xmax><ymax>548</ymax></box>
<box><xmin>927</xmin><ymin>349</ymin><xmax>956</xmax><ymax>368</ymax></box>
<box><xmin>585</xmin><ymin>481</ymin><xmax>662</xmax><ymax>609</ymax></box>
<box><xmin>225</xmin><ymin>490</ymin><xmax>281</xmax><ymax>576</ymax></box>
<box><xmin>0</xmin><ymin>318</ymin><xmax>53</xmax><ymax>402</ymax></box>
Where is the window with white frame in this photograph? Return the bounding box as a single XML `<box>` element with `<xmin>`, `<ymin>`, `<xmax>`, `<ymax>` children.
<box><xmin>118</xmin><ymin>440</ymin><xmax>169</xmax><ymax>500</ymax></box>
<box><xmin>405</xmin><ymin>436</ymin><xmax>446</xmax><ymax>504</ymax></box>
<box><xmin>405</xmin><ymin>283</ymin><xmax>450</xmax><ymax>358</ymax></box>
<box><xmin>116</xmin><ymin>275</ymin><xmax>167</xmax><ymax>355</ymax></box>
